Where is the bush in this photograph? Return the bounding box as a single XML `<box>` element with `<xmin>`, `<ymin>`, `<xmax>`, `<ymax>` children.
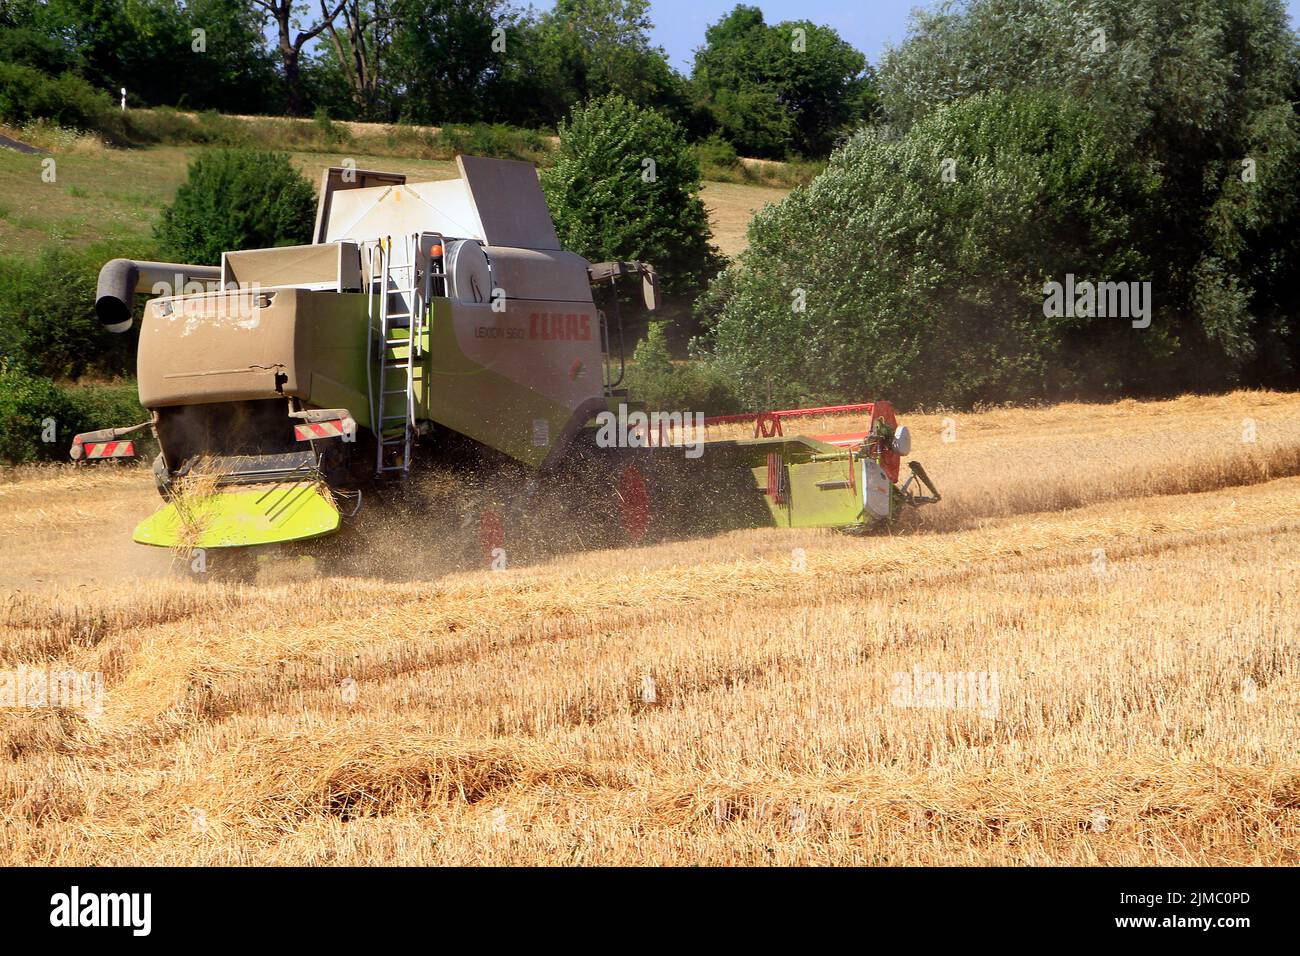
<box><xmin>0</xmin><ymin>62</ymin><xmax>125</xmax><ymax>141</ymax></box>
<box><xmin>154</xmin><ymin>148</ymin><xmax>317</xmax><ymax>264</ymax></box>
<box><xmin>436</xmin><ymin>123</ymin><xmax>550</xmax><ymax>162</ymax></box>
<box><xmin>125</xmin><ymin>107</ymin><xmax>250</xmax><ymax>147</ymax></box>
<box><xmin>60</xmin><ymin>381</ymin><xmax>148</xmax><ymax>433</ymax></box>
<box><xmin>701</xmin><ymin>91</ymin><xmax>1166</xmax><ymax>409</ymax></box>
<box><xmin>690</xmin><ymin>130</ymin><xmax>827</xmax><ymax>188</ymax></box>
<box><xmin>313</xmin><ymin>107</ymin><xmax>352</xmax><ymax>147</ymax></box>
<box><xmin>542</xmin><ymin>94</ymin><xmax>723</xmax><ymax>304</ymax></box>
<box><xmin>0</xmin><ymin>363</ymin><xmax>75</xmax><ymax>463</ymax></box>
<box><xmin>693</xmin><ymin>152</ymin><xmax>827</xmax><ymax>188</ymax></box>
<box><xmin>626</xmin><ymin>323</ymin><xmax>741</xmax><ymax>414</ymax></box>
<box><xmin>695</xmin><ymin>133</ymin><xmax>740</xmax><ymax>170</ymax></box>
<box><xmin>0</xmin><ymin>245</ymin><xmax>144</xmax><ymax>380</ymax></box>
<box><xmin>0</xmin><ymin>367</ymin><xmax>152</xmax><ymax>464</ymax></box>
<box><xmin>693</xmin><ymin>133</ymin><xmax>743</xmax><ymax>182</ymax></box>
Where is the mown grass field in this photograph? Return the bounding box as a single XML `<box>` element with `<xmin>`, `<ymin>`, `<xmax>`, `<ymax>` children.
<box><xmin>2</xmin><ymin>390</ymin><xmax>1297</xmax><ymax>864</ymax></box>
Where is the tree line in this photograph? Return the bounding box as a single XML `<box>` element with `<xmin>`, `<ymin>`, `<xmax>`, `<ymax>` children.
<box><xmin>0</xmin><ymin>0</ymin><xmax>876</xmax><ymax>160</ymax></box>
<box><xmin>701</xmin><ymin>0</ymin><xmax>1300</xmax><ymax>407</ymax></box>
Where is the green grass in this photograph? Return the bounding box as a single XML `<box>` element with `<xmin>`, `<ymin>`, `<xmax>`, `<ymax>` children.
<box><xmin>0</xmin><ymin>109</ymin><xmax>806</xmax><ymax>263</ymax></box>
<box><xmin>0</xmin><ymin>144</ymin><xmax>192</xmax><ymax>261</ymax></box>
<box><xmin>0</xmin><ymin>143</ymin><xmax>464</xmax><ymax>263</ymax></box>
<box><xmin>701</xmin><ymin>156</ymin><xmax>825</xmax><ymax>188</ymax></box>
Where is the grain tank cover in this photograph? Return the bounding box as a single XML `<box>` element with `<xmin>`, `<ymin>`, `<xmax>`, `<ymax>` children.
<box><xmin>456</xmin><ymin>155</ymin><xmax>560</xmax><ymax>250</ymax></box>
<box><xmin>312</xmin><ymin>167</ymin><xmax>406</xmax><ymax>244</ymax></box>
<box><xmin>321</xmin><ymin>180</ymin><xmax>482</xmax><ymax>244</ymax></box>
<box><xmin>316</xmin><ymin>155</ymin><xmax>561</xmax><ymax>252</ymax></box>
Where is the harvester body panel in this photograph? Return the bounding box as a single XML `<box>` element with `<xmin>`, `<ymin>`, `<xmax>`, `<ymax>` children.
<box><xmin>138</xmin><ymin>287</ymin><xmax>373</xmax><ymax>418</ymax></box>
<box><xmin>424</xmin><ymin>297</ymin><xmax>602</xmax><ymax>468</ymax></box>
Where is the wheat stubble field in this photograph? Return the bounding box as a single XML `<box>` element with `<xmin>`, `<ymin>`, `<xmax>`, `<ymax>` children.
<box><xmin>1</xmin><ymin>390</ymin><xmax>1298</xmax><ymax>865</ymax></box>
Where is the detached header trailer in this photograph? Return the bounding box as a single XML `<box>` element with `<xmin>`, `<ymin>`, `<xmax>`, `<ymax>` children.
<box><xmin>74</xmin><ymin>155</ymin><xmax>939</xmax><ymax>553</ymax></box>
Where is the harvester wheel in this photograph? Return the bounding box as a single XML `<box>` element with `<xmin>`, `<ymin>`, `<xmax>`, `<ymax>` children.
<box><xmin>151</xmin><ymin>453</ymin><xmax>173</xmax><ymax>498</ymax></box>
<box><xmin>479</xmin><ymin>507</ymin><xmax>505</xmax><ymax>568</ymax></box>
<box><xmin>617</xmin><ymin>466</ymin><xmax>651</xmax><ymax>543</ymax></box>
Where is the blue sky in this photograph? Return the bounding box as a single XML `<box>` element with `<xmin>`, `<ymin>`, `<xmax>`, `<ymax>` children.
<box><xmin>529</xmin><ymin>0</ymin><xmax>1300</xmax><ymax>72</ymax></box>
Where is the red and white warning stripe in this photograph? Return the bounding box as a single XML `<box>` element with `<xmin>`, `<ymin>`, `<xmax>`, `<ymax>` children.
<box><xmin>294</xmin><ymin>420</ymin><xmax>347</xmax><ymax>441</ymax></box>
<box><xmin>80</xmin><ymin>440</ymin><xmax>135</xmax><ymax>459</ymax></box>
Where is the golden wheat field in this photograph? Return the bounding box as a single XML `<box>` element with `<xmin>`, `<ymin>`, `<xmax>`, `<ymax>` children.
<box><xmin>1</xmin><ymin>390</ymin><xmax>1298</xmax><ymax>865</ymax></box>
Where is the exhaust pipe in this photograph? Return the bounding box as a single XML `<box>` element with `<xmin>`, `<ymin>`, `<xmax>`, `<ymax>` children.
<box><xmin>95</xmin><ymin>259</ymin><xmax>222</xmax><ymax>333</ymax></box>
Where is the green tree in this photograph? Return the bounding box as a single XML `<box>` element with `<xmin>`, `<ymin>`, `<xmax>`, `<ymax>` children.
<box><xmin>319</xmin><ymin>0</ymin><xmax>393</xmax><ymax>120</ymax></box>
<box><xmin>251</xmin><ymin>0</ymin><xmax>346</xmax><ymax>116</ymax></box>
<box><xmin>154</xmin><ymin>148</ymin><xmax>317</xmax><ymax>265</ymax></box>
<box><xmin>0</xmin><ymin>0</ymin><xmax>82</xmax><ymax>74</ymax></box>
<box><xmin>384</xmin><ymin>0</ymin><xmax>688</xmax><ymax>128</ymax></box>
<box><xmin>876</xmin><ymin>0</ymin><xmax>1300</xmax><ymax>388</ymax></box>
<box><xmin>541</xmin><ymin>94</ymin><xmax>722</xmax><ymax>308</ymax></box>
<box><xmin>528</xmin><ymin>0</ymin><xmax>691</xmax><ymax>128</ymax></box>
<box><xmin>178</xmin><ymin>0</ymin><xmax>281</xmax><ymax>113</ymax></box>
<box><xmin>692</xmin><ymin>5</ymin><xmax>873</xmax><ymax>158</ymax></box>
<box><xmin>626</xmin><ymin>320</ymin><xmax>740</xmax><ymax>412</ymax></box>
<box><xmin>386</xmin><ymin>0</ymin><xmax>523</xmax><ymax>124</ymax></box>
<box><xmin>701</xmin><ymin>91</ymin><xmax>1165</xmax><ymax>408</ymax></box>
<box><xmin>0</xmin><ymin>0</ymin><xmax>279</xmax><ymax>113</ymax></box>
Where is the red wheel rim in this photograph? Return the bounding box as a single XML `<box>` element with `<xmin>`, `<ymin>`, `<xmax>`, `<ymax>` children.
<box><xmin>619</xmin><ymin>467</ymin><xmax>650</xmax><ymax>543</ymax></box>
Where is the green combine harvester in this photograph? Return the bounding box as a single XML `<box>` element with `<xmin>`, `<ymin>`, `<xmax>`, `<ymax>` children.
<box><xmin>73</xmin><ymin>156</ymin><xmax>939</xmax><ymax>562</ymax></box>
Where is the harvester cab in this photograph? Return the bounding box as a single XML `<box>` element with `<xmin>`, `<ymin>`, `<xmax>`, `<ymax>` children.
<box><xmin>79</xmin><ymin>155</ymin><xmax>938</xmax><ymax>554</ymax></box>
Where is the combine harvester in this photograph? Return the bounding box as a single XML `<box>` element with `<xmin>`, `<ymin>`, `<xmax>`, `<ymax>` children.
<box><xmin>73</xmin><ymin>156</ymin><xmax>939</xmax><ymax>566</ymax></box>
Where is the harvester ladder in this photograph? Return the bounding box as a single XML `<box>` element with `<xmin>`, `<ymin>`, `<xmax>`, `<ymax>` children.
<box><xmin>369</xmin><ymin>235</ymin><xmax>428</xmax><ymax>478</ymax></box>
